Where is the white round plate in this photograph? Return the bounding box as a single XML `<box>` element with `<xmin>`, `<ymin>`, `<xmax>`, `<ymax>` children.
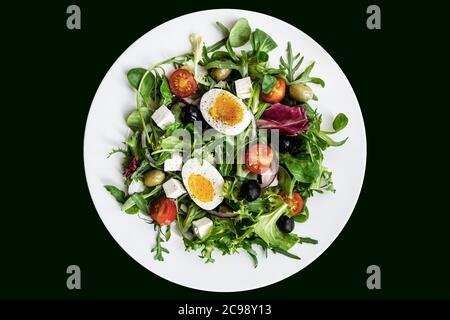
<box><xmin>84</xmin><ymin>9</ymin><xmax>366</xmax><ymax>292</ymax></box>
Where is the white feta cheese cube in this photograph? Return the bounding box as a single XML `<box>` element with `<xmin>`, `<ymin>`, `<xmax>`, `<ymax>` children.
<box><xmin>235</xmin><ymin>77</ymin><xmax>253</xmax><ymax>99</ymax></box>
<box><xmin>163</xmin><ymin>178</ymin><xmax>186</xmax><ymax>198</ymax></box>
<box><xmin>215</xmin><ymin>80</ymin><xmax>227</xmax><ymax>89</ymax></box>
<box><xmin>151</xmin><ymin>105</ymin><xmax>175</xmax><ymax>130</ymax></box>
<box><xmin>128</xmin><ymin>179</ymin><xmax>145</xmax><ymax>195</ymax></box>
<box><xmin>192</xmin><ymin>217</ymin><xmax>213</xmax><ymax>239</ymax></box>
<box><xmin>164</xmin><ymin>153</ymin><xmax>183</xmax><ymax>172</ymax></box>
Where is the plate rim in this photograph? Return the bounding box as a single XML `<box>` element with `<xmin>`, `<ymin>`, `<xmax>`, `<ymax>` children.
<box><xmin>83</xmin><ymin>8</ymin><xmax>367</xmax><ymax>292</ymax></box>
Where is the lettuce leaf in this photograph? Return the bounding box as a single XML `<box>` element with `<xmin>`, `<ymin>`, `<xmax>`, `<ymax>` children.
<box><xmin>253</xmin><ymin>196</ymin><xmax>299</xmax><ymax>250</ymax></box>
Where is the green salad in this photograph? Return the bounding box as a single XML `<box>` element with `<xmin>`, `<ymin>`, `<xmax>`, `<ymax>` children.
<box><xmin>105</xmin><ymin>18</ymin><xmax>348</xmax><ymax>266</ymax></box>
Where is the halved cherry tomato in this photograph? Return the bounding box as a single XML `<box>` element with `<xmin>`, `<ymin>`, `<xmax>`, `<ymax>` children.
<box><xmin>168</xmin><ymin>69</ymin><xmax>197</xmax><ymax>98</ymax></box>
<box><xmin>245</xmin><ymin>144</ymin><xmax>273</xmax><ymax>174</ymax></box>
<box><xmin>150</xmin><ymin>197</ymin><xmax>177</xmax><ymax>225</ymax></box>
<box><xmin>280</xmin><ymin>191</ymin><xmax>304</xmax><ymax>215</ymax></box>
<box><xmin>260</xmin><ymin>77</ymin><xmax>286</xmax><ymax>104</ymax></box>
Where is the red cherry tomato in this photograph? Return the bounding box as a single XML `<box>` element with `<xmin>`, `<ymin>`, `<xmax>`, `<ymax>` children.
<box><xmin>245</xmin><ymin>144</ymin><xmax>273</xmax><ymax>174</ymax></box>
<box><xmin>280</xmin><ymin>191</ymin><xmax>304</xmax><ymax>215</ymax></box>
<box><xmin>168</xmin><ymin>69</ymin><xmax>197</xmax><ymax>98</ymax></box>
<box><xmin>260</xmin><ymin>77</ymin><xmax>286</xmax><ymax>103</ymax></box>
<box><xmin>150</xmin><ymin>197</ymin><xmax>177</xmax><ymax>225</ymax></box>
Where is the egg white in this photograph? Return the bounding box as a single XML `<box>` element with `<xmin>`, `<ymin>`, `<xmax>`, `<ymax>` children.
<box><xmin>200</xmin><ymin>89</ymin><xmax>252</xmax><ymax>136</ymax></box>
<box><xmin>181</xmin><ymin>158</ymin><xmax>224</xmax><ymax>210</ymax></box>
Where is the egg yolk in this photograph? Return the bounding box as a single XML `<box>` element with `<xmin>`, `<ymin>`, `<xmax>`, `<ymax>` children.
<box><xmin>188</xmin><ymin>174</ymin><xmax>215</xmax><ymax>203</ymax></box>
<box><xmin>209</xmin><ymin>93</ymin><xmax>244</xmax><ymax>126</ymax></box>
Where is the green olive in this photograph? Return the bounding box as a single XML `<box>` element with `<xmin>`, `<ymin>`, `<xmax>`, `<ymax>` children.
<box><xmin>143</xmin><ymin>170</ymin><xmax>165</xmax><ymax>187</ymax></box>
<box><xmin>211</xmin><ymin>68</ymin><xmax>232</xmax><ymax>81</ymax></box>
<box><xmin>289</xmin><ymin>84</ymin><xmax>314</xmax><ymax>102</ymax></box>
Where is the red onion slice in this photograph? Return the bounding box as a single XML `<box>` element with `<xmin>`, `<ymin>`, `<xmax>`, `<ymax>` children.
<box><xmin>259</xmin><ymin>158</ymin><xmax>278</xmax><ymax>188</ymax></box>
<box><xmin>207</xmin><ymin>210</ymin><xmax>238</xmax><ymax>218</ymax></box>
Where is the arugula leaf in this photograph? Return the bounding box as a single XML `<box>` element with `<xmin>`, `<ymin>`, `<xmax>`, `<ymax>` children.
<box><xmin>125</xmin><ymin>206</ymin><xmax>139</xmax><ymax>215</ymax></box>
<box><xmin>165</xmin><ymin>225</ymin><xmax>171</xmax><ymax>241</ymax></box>
<box><xmin>159</xmin><ymin>76</ymin><xmax>173</xmax><ymax>105</ymax></box>
<box><xmin>249</xmin><ymin>237</ymin><xmax>269</xmax><ymax>256</ymax></box>
<box><xmin>280</xmin><ymin>42</ymin><xmax>325</xmax><ymax>88</ymax></box>
<box><xmin>130</xmin><ymin>159</ymin><xmax>151</xmax><ymax>181</ymax></box>
<box><xmin>127</xmin><ymin>107</ymin><xmax>151</xmax><ymax>131</ymax></box>
<box><xmin>155</xmin><ymin>152</ymin><xmax>172</xmax><ymax>166</ymax></box>
<box><xmin>178</xmin><ymin>203</ymin><xmax>206</xmax><ymax>233</ymax></box>
<box><xmin>239</xmin><ymin>50</ymin><xmax>249</xmax><ymax>77</ymax></box>
<box><xmin>225</xmin><ymin>39</ymin><xmax>240</xmax><ymax>62</ymax></box>
<box><xmin>126</xmin><ymin>130</ymin><xmax>143</xmax><ymax>160</ymax></box>
<box><xmin>316</xmin><ymin>132</ymin><xmax>348</xmax><ymax>147</ymax></box>
<box><xmin>216</xmin><ymin>21</ymin><xmax>229</xmax><ymax>36</ymax></box>
<box><xmin>251</xmin><ymin>29</ymin><xmax>277</xmax><ymax>53</ymax></box>
<box><xmin>271</xmin><ymin>247</ymin><xmax>301</xmax><ymax>260</ymax></box>
<box><xmin>206</xmin><ymin>38</ymin><xmax>227</xmax><ymax>52</ymax></box>
<box><xmin>254</xmin><ymin>102</ymin><xmax>270</xmax><ymax>120</ymax></box>
<box><xmin>151</xmin><ymin>224</ymin><xmax>169</xmax><ymax>261</ymax></box>
<box><xmin>291</xmin><ymin>62</ymin><xmax>325</xmax><ymax>88</ymax></box>
<box><xmin>104</xmin><ymin>185</ymin><xmax>126</xmax><ymax>204</ymax></box>
<box><xmin>278</xmin><ymin>166</ymin><xmax>295</xmax><ymax>197</ymax></box>
<box><xmin>249</xmin><ymin>83</ymin><xmax>261</xmax><ymax>114</ymax></box>
<box><xmin>242</xmin><ymin>240</ymin><xmax>259</xmax><ymax>268</ymax></box>
<box><xmin>299</xmin><ymin>237</ymin><xmax>318</xmax><ymax>244</ymax></box>
<box><xmin>228</xmin><ymin>18</ymin><xmax>251</xmax><ymax>47</ymax></box>
<box><xmin>121</xmin><ymin>185</ymin><xmax>162</xmax><ymax>212</ymax></box>
<box><xmin>131</xmin><ymin>193</ymin><xmax>148</xmax><ymax>214</ymax></box>
<box><xmin>261</xmin><ymin>74</ymin><xmax>277</xmax><ymax>94</ymax></box>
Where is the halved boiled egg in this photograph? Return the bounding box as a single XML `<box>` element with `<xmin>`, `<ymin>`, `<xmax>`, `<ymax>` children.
<box><xmin>200</xmin><ymin>89</ymin><xmax>252</xmax><ymax>135</ymax></box>
<box><xmin>181</xmin><ymin>158</ymin><xmax>224</xmax><ymax>210</ymax></box>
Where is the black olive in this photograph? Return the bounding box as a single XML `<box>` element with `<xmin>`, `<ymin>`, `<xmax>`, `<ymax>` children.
<box><xmin>239</xmin><ymin>180</ymin><xmax>261</xmax><ymax>201</ymax></box>
<box><xmin>181</xmin><ymin>105</ymin><xmax>203</xmax><ymax>123</ymax></box>
<box><xmin>277</xmin><ymin>215</ymin><xmax>295</xmax><ymax>233</ymax></box>
<box><xmin>279</xmin><ymin>135</ymin><xmax>298</xmax><ymax>153</ymax></box>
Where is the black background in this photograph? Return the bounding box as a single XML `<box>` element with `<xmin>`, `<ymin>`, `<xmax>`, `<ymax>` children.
<box><xmin>1</xmin><ymin>1</ymin><xmax>448</xmax><ymax>300</ymax></box>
